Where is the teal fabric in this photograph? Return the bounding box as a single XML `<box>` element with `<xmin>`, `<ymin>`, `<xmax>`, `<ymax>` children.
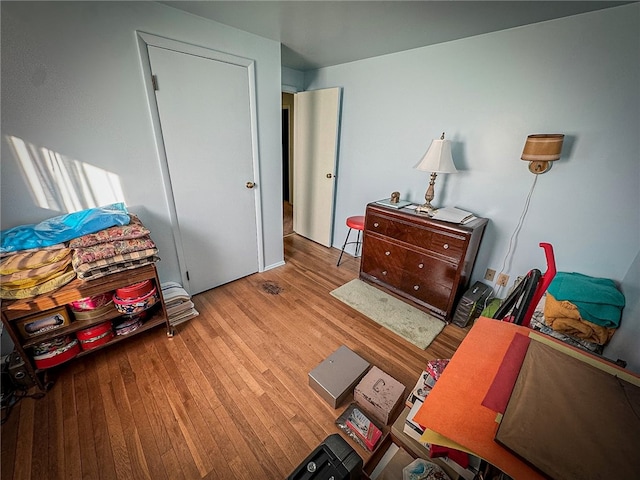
<box><xmin>547</xmin><ymin>272</ymin><xmax>625</xmax><ymax>328</ymax></box>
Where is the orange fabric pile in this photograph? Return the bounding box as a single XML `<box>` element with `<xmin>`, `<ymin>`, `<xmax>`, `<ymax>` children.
<box><xmin>544</xmin><ymin>293</ymin><xmax>615</xmax><ymax>345</ymax></box>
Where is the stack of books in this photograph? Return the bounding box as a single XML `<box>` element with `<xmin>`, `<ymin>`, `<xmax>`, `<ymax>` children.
<box><xmin>404</xmin><ymin>359</ymin><xmax>484</xmax><ymax>480</ymax></box>
<box><xmin>161</xmin><ymin>281</ymin><xmax>199</xmax><ymax>326</ymax></box>
<box><xmin>403</xmin><ymin>360</ymin><xmax>452</xmax><ymax>447</ymax></box>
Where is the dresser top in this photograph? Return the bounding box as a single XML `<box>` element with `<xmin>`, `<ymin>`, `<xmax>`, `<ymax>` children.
<box><xmin>366</xmin><ymin>202</ymin><xmax>488</xmax><ymax>233</ymax></box>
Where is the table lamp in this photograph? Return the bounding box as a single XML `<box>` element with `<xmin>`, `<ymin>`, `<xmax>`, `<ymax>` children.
<box><xmin>521</xmin><ymin>134</ymin><xmax>564</xmax><ymax>174</ymax></box>
<box><xmin>414</xmin><ymin>132</ymin><xmax>458</xmax><ymax>215</ymax></box>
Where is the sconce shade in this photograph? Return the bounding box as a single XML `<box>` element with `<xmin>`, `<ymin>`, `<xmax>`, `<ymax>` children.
<box><xmin>415</xmin><ymin>137</ymin><xmax>458</xmax><ymax>173</ymax></box>
<box><xmin>521</xmin><ymin>134</ymin><xmax>564</xmax><ymax>161</ymax></box>
<box><xmin>521</xmin><ymin>134</ymin><xmax>564</xmax><ymax>174</ymax></box>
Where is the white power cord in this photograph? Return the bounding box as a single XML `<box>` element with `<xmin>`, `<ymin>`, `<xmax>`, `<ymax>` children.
<box><xmin>495</xmin><ymin>174</ymin><xmax>538</xmax><ymax>295</ymax></box>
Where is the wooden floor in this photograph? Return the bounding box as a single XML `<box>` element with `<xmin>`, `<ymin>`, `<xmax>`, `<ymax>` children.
<box><xmin>1</xmin><ymin>234</ymin><xmax>469</xmax><ymax>480</ymax></box>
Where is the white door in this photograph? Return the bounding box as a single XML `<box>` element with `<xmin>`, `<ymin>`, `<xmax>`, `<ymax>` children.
<box><xmin>293</xmin><ymin>88</ymin><xmax>341</xmax><ymax>247</ymax></box>
<box><xmin>147</xmin><ymin>45</ymin><xmax>259</xmax><ymax>295</ymax></box>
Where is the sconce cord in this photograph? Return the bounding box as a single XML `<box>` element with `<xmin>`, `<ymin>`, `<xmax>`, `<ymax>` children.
<box><xmin>496</xmin><ymin>174</ymin><xmax>538</xmax><ymax>293</ymax></box>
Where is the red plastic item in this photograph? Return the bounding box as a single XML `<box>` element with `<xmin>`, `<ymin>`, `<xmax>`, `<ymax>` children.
<box><xmin>521</xmin><ymin>242</ymin><xmax>556</xmax><ymax>328</ymax></box>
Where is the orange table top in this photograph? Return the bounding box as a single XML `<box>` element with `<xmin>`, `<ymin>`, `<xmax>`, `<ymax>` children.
<box><xmin>413</xmin><ymin>317</ymin><xmax>637</xmax><ymax>479</ymax></box>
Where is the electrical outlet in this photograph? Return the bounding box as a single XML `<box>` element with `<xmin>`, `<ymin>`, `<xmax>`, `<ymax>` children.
<box><xmin>497</xmin><ymin>273</ymin><xmax>510</xmax><ymax>287</ymax></box>
<box><xmin>484</xmin><ymin>268</ymin><xmax>496</xmax><ymax>281</ymax></box>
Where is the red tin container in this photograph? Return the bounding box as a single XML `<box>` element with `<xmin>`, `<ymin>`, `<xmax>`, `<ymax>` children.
<box><xmin>115</xmin><ymin>280</ymin><xmax>153</xmax><ymax>300</ymax></box>
<box><xmin>33</xmin><ymin>336</ymin><xmax>80</xmax><ymax>369</ymax></box>
<box><xmin>76</xmin><ymin>321</ymin><xmax>113</xmax><ymax>351</ymax></box>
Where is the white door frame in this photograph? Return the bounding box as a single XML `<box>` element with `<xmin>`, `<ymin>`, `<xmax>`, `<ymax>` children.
<box><xmin>136</xmin><ymin>32</ymin><xmax>264</xmax><ymax>291</ymax></box>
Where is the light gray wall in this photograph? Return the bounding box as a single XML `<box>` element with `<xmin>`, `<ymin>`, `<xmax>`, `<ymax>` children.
<box><xmin>1</xmin><ymin>1</ymin><xmax>284</xmax><ymax>286</ymax></box>
<box><xmin>307</xmin><ymin>4</ymin><xmax>638</xmax><ymax>287</ymax></box>
<box><xmin>282</xmin><ymin>66</ymin><xmax>305</xmax><ymax>92</ymax></box>
<box><xmin>306</xmin><ymin>3</ymin><xmax>639</xmax><ymax>369</ymax></box>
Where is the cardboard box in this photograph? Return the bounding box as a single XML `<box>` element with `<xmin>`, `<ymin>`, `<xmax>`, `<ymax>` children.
<box><xmin>354</xmin><ymin>366</ymin><xmax>406</xmax><ymax>425</ymax></box>
<box><xmin>308</xmin><ymin>345</ymin><xmax>370</xmax><ymax>408</ymax></box>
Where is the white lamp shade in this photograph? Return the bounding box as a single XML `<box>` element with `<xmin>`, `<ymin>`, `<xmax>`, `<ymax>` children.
<box><xmin>414</xmin><ymin>139</ymin><xmax>458</xmax><ymax>173</ymax></box>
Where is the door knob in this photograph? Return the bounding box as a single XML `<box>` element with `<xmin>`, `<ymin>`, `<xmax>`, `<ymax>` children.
<box><xmin>326</xmin><ymin>173</ymin><xmax>333</xmax><ymax>179</ymax></box>
<box><xmin>246</xmin><ymin>181</ymin><xmax>255</xmax><ymax>189</ymax></box>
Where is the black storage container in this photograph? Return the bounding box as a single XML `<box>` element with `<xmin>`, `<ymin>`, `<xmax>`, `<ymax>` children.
<box><xmin>287</xmin><ymin>433</ymin><xmax>363</xmax><ymax>480</ymax></box>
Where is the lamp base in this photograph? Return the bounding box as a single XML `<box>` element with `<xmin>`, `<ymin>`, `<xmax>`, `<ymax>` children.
<box><xmin>415</xmin><ymin>203</ymin><xmax>436</xmax><ymax>216</ymax></box>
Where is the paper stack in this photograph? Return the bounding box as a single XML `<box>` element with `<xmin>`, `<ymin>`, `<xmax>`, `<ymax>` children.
<box><xmin>161</xmin><ymin>281</ymin><xmax>199</xmax><ymax>326</ymax></box>
<box><xmin>431</xmin><ymin>207</ymin><xmax>477</xmax><ymax>224</ymax></box>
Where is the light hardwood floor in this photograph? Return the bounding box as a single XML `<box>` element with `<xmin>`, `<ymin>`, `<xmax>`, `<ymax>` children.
<box><xmin>1</xmin><ymin>234</ymin><xmax>469</xmax><ymax>480</ymax></box>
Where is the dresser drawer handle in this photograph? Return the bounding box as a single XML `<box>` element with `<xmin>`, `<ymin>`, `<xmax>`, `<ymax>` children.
<box><xmin>382</xmin><ymin>271</ymin><xmax>387</xmax><ymax>276</ymax></box>
<box><xmin>413</xmin><ymin>285</ymin><xmax>420</xmax><ymax>290</ymax></box>
<box><xmin>385</xmin><ymin>251</ymin><xmax>391</xmax><ymax>256</ymax></box>
<box><xmin>374</xmin><ymin>222</ymin><xmax>379</xmax><ymax>228</ymax></box>
<box><xmin>443</xmin><ymin>243</ymin><xmax>449</xmax><ymax>250</ymax></box>
<box><xmin>418</xmin><ymin>263</ymin><xmax>424</xmax><ymax>269</ymax></box>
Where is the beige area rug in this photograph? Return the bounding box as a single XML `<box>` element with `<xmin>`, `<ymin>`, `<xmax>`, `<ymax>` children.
<box><xmin>330</xmin><ymin>279</ymin><xmax>446</xmax><ymax>349</ymax></box>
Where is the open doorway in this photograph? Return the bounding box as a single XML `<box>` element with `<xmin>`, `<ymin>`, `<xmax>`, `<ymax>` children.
<box><xmin>282</xmin><ymin>88</ymin><xmax>341</xmax><ymax>245</ymax></box>
<box><xmin>282</xmin><ymin>92</ymin><xmax>294</xmax><ymax>236</ymax></box>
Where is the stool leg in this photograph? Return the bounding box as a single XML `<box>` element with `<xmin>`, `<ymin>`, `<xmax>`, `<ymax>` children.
<box><xmin>355</xmin><ymin>230</ymin><xmax>362</xmax><ymax>257</ymax></box>
<box><xmin>337</xmin><ymin>228</ymin><xmax>352</xmax><ymax>266</ymax></box>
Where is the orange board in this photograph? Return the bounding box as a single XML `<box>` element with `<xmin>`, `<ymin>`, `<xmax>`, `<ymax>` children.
<box><xmin>413</xmin><ymin>317</ymin><xmax>544</xmax><ymax>479</ymax></box>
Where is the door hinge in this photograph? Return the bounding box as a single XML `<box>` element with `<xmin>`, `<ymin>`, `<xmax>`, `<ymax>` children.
<box><xmin>151</xmin><ymin>75</ymin><xmax>159</xmax><ymax>91</ymax></box>
<box><xmin>186</xmin><ymin>271</ymin><xmax>190</xmax><ymax>281</ymax></box>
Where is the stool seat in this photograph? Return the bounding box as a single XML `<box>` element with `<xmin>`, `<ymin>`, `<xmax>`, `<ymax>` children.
<box><xmin>346</xmin><ymin>216</ymin><xmax>365</xmax><ymax>230</ymax></box>
<box><xmin>337</xmin><ymin>215</ymin><xmax>366</xmax><ymax>266</ymax></box>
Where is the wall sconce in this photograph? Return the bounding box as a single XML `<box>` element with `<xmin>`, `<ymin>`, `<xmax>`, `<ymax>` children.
<box><xmin>521</xmin><ymin>134</ymin><xmax>565</xmax><ymax>174</ymax></box>
<box><xmin>414</xmin><ymin>132</ymin><xmax>458</xmax><ymax>215</ymax></box>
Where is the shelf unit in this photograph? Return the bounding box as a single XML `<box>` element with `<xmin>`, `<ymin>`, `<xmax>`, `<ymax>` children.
<box><xmin>1</xmin><ymin>263</ymin><xmax>173</xmax><ymax>391</ymax></box>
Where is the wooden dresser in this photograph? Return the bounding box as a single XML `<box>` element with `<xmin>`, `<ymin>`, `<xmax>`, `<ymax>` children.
<box><xmin>359</xmin><ymin>203</ymin><xmax>488</xmax><ymax>322</ymax></box>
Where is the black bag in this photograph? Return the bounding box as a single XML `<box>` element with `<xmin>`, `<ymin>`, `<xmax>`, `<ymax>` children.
<box><xmin>287</xmin><ymin>433</ymin><xmax>363</xmax><ymax>480</ymax></box>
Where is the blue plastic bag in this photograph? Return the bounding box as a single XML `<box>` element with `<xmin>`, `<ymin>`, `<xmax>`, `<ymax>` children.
<box><xmin>1</xmin><ymin>203</ymin><xmax>130</xmax><ymax>254</ymax></box>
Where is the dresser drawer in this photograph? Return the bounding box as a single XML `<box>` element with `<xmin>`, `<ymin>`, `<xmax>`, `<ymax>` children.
<box><xmin>361</xmin><ymin>235</ymin><xmax>406</xmax><ymax>287</ymax></box>
<box><xmin>401</xmin><ymin>252</ymin><xmax>456</xmax><ymax>313</ymax></box>
<box><xmin>366</xmin><ymin>213</ymin><xmax>405</xmax><ymax>240</ymax></box>
<box><xmin>413</xmin><ymin>229</ymin><xmax>465</xmax><ymax>261</ymax></box>
<box><xmin>367</xmin><ymin>212</ymin><xmax>465</xmax><ymax>262</ymax></box>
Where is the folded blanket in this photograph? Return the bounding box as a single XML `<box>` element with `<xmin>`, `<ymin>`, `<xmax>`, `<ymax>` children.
<box><xmin>76</xmin><ymin>256</ymin><xmax>159</xmax><ymax>281</ymax></box>
<box><xmin>0</xmin><ymin>266</ymin><xmax>76</xmax><ymax>299</ymax></box>
<box><xmin>0</xmin><ymin>255</ymin><xmax>72</xmax><ymax>289</ymax></box>
<box><xmin>71</xmin><ymin>236</ymin><xmax>156</xmax><ymax>268</ymax></box>
<box><xmin>69</xmin><ymin>214</ymin><xmax>150</xmax><ymax>248</ymax></box>
<box><xmin>73</xmin><ymin>247</ymin><xmax>157</xmax><ymax>274</ymax></box>
<box><xmin>547</xmin><ymin>272</ymin><xmax>625</xmax><ymax>328</ymax></box>
<box><xmin>544</xmin><ymin>293</ymin><xmax>615</xmax><ymax>345</ymax></box>
<box><xmin>0</xmin><ymin>247</ymin><xmax>71</xmax><ymax>274</ymax></box>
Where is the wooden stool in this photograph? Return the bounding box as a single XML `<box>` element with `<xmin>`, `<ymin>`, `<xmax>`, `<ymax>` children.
<box><xmin>337</xmin><ymin>215</ymin><xmax>365</xmax><ymax>266</ymax></box>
